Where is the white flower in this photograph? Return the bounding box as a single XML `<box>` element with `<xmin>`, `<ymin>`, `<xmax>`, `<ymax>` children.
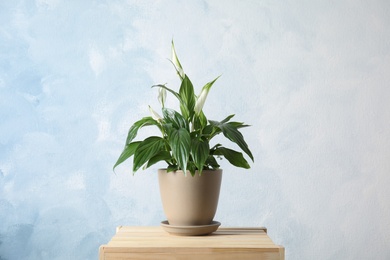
<box><xmin>194</xmin><ymin>76</ymin><xmax>220</xmax><ymax>115</ymax></box>
<box><xmin>149</xmin><ymin>105</ymin><xmax>162</xmax><ymax>121</ymax></box>
<box><xmin>158</xmin><ymin>87</ymin><xmax>166</xmax><ymax>108</ymax></box>
<box><xmin>171</xmin><ymin>41</ymin><xmax>185</xmax><ymax>80</ymax></box>
<box><xmin>194</xmin><ymin>88</ymin><xmax>209</xmax><ymax>115</ymax></box>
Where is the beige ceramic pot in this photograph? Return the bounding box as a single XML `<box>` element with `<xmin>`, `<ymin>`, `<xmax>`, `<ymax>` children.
<box><xmin>158</xmin><ymin>169</ymin><xmax>222</xmax><ymax>226</ymax></box>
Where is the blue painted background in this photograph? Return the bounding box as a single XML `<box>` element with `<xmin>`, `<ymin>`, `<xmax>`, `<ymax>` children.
<box><xmin>1</xmin><ymin>1</ymin><xmax>390</xmax><ymax>259</ymax></box>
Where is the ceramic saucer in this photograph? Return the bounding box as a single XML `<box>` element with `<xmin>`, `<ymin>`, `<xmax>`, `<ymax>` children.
<box><xmin>161</xmin><ymin>220</ymin><xmax>221</xmax><ymax>236</ymax></box>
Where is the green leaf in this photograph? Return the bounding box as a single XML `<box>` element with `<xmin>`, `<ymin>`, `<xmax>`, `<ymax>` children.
<box><xmin>193</xmin><ymin>110</ymin><xmax>208</xmax><ymax>131</ymax></box>
<box><xmin>169</xmin><ymin>128</ymin><xmax>191</xmax><ymax>174</ymax></box>
<box><xmin>205</xmin><ymin>155</ymin><xmax>220</xmax><ymax>169</ymax></box>
<box><xmin>162</xmin><ymin>108</ymin><xmax>189</xmax><ymax>130</ymax></box>
<box><xmin>133</xmin><ymin>136</ymin><xmax>165</xmax><ymax>173</ymax></box>
<box><xmin>179</xmin><ymin>75</ymin><xmax>196</xmax><ymax>120</ymax></box>
<box><xmin>125</xmin><ymin>117</ymin><xmax>160</xmax><ymax>145</ymax></box>
<box><xmin>113</xmin><ymin>141</ymin><xmax>141</xmax><ymax>171</ymax></box>
<box><xmin>162</xmin><ymin>123</ymin><xmax>173</xmax><ymax>136</ymax></box>
<box><xmin>209</xmin><ymin>120</ymin><xmax>254</xmax><ymax>162</ymax></box>
<box><xmin>190</xmin><ymin>138</ymin><xmax>210</xmax><ymax>175</ymax></box>
<box><xmin>202</xmin><ymin>124</ymin><xmax>214</xmax><ymax>136</ymax></box>
<box><xmin>229</xmin><ymin>122</ymin><xmax>251</xmax><ymax>129</ymax></box>
<box><xmin>220</xmin><ymin>115</ymin><xmax>251</xmax><ymax>129</ymax></box>
<box><xmin>146</xmin><ymin>151</ymin><xmax>172</xmax><ymax>168</ymax></box>
<box><xmin>167</xmin><ymin>164</ymin><xmax>179</xmax><ymax>172</ymax></box>
<box><xmin>214</xmin><ymin>147</ymin><xmax>250</xmax><ymax>169</ymax></box>
<box><xmin>220</xmin><ymin>114</ymin><xmax>235</xmax><ymax>124</ymax></box>
<box><xmin>188</xmin><ymin>163</ymin><xmax>197</xmax><ymax>177</ymax></box>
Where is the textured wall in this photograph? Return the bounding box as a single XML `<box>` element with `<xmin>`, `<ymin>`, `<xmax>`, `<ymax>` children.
<box><xmin>1</xmin><ymin>1</ymin><xmax>390</xmax><ymax>259</ymax></box>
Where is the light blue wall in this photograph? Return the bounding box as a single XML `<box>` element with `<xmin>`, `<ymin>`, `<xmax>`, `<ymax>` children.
<box><xmin>1</xmin><ymin>1</ymin><xmax>390</xmax><ymax>259</ymax></box>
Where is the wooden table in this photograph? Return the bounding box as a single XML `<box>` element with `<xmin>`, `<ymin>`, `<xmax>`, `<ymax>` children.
<box><xmin>99</xmin><ymin>226</ymin><xmax>284</xmax><ymax>260</ymax></box>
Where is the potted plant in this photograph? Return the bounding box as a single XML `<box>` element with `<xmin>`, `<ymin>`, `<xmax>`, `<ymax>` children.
<box><xmin>114</xmin><ymin>41</ymin><xmax>253</xmax><ymax>235</ymax></box>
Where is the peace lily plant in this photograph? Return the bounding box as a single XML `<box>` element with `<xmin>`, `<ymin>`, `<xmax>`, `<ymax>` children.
<box><xmin>114</xmin><ymin>41</ymin><xmax>254</xmax><ymax>177</ymax></box>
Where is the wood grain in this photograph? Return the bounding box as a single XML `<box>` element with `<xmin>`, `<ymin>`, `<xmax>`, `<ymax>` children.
<box><xmin>99</xmin><ymin>226</ymin><xmax>284</xmax><ymax>260</ymax></box>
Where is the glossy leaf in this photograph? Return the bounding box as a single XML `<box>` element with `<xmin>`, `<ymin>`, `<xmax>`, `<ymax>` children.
<box><xmin>146</xmin><ymin>151</ymin><xmax>172</xmax><ymax>168</ymax></box>
<box><xmin>193</xmin><ymin>110</ymin><xmax>208</xmax><ymax>131</ymax></box>
<box><xmin>188</xmin><ymin>163</ymin><xmax>197</xmax><ymax>177</ymax></box>
<box><xmin>214</xmin><ymin>147</ymin><xmax>250</xmax><ymax>169</ymax></box>
<box><xmin>190</xmin><ymin>138</ymin><xmax>210</xmax><ymax>175</ymax></box>
<box><xmin>179</xmin><ymin>75</ymin><xmax>196</xmax><ymax>120</ymax></box>
<box><xmin>229</xmin><ymin>122</ymin><xmax>251</xmax><ymax>129</ymax></box>
<box><xmin>205</xmin><ymin>155</ymin><xmax>220</xmax><ymax>169</ymax></box>
<box><xmin>125</xmin><ymin>117</ymin><xmax>159</xmax><ymax>145</ymax></box>
<box><xmin>220</xmin><ymin>114</ymin><xmax>235</xmax><ymax>124</ymax></box>
<box><xmin>209</xmin><ymin>120</ymin><xmax>254</xmax><ymax>162</ymax></box>
<box><xmin>162</xmin><ymin>108</ymin><xmax>189</xmax><ymax>130</ymax></box>
<box><xmin>133</xmin><ymin>136</ymin><xmax>165</xmax><ymax>173</ymax></box>
<box><xmin>113</xmin><ymin>141</ymin><xmax>141</xmax><ymax>171</ymax></box>
<box><xmin>169</xmin><ymin>128</ymin><xmax>191</xmax><ymax>174</ymax></box>
<box><xmin>220</xmin><ymin>114</ymin><xmax>250</xmax><ymax>128</ymax></box>
<box><xmin>167</xmin><ymin>164</ymin><xmax>179</xmax><ymax>172</ymax></box>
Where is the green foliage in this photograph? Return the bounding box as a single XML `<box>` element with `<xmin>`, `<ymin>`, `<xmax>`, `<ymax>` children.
<box><xmin>114</xmin><ymin>41</ymin><xmax>254</xmax><ymax>176</ymax></box>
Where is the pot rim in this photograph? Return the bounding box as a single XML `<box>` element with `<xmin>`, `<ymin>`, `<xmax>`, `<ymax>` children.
<box><xmin>158</xmin><ymin>168</ymin><xmax>223</xmax><ymax>173</ymax></box>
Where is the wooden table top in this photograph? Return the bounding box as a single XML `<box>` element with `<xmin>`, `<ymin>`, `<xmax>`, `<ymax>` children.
<box><xmin>100</xmin><ymin>226</ymin><xmax>285</xmax><ymax>260</ymax></box>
